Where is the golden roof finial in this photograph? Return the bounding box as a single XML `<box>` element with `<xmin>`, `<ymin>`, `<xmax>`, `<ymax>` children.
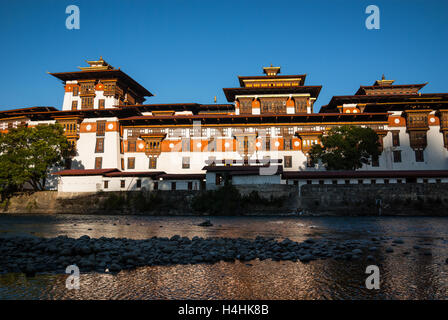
<box><xmin>382</xmin><ymin>74</ymin><xmax>385</xmax><ymax>80</ymax></box>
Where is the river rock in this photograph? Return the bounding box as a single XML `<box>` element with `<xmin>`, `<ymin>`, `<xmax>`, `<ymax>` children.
<box><xmin>198</xmin><ymin>220</ymin><xmax>213</xmax><ymax>227</ymax></box>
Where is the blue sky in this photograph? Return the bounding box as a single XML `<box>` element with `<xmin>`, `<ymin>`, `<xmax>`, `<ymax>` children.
<box><xmin>0</xmin><ymin>0</ymin><xmax>447</xmax><ymax>111</ymax></box>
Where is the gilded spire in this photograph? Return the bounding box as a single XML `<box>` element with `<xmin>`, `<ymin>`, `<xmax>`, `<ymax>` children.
<box><xmin>263</xmin><ymin>65</ymin><xmax>281</xmax><ymax>76</ymax></box>
<box><xmin>78</xmin><ymin>57</ymin><xmax>114</xmax><ymax>71</ymax></box>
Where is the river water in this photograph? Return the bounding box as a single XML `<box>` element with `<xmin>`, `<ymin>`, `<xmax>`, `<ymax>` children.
<box><xmin>0</xmin><ymin>214</ymin><xmax>448</xmax><ymax>299</ymax></box>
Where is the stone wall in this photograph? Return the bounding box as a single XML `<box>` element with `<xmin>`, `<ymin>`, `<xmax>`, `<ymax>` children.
<box><xmin>299</xmin><ymin>183</ymin><xmax>448</xmax><ymax>216</ymax></box>
<box><xmin>2</xmin><ymin>183</ymin><xmax>448</xmax><ymax>216</ymax></box>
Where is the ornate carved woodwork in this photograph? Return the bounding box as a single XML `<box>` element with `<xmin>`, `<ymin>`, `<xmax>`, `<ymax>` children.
<box><xmin>438</xmin><ymin>110</ymin><xmax>448</xmax><ymax>149</ymax></box>
<box><xmin>375</xmin><ymin>130</ymin><xmax>388</xmax><ymax>152</ymax></box>
<box><xmin>296</xmin><ymin>131</ymin><xmax>322</xmax><ymax>154</ymax></box>
<box><xmin>55</xmin><ymin>116</ymin><xmax>83</xmax><ymax>152</ymax></box>
<box><xmin>238</xmin><ymin>97</ymin><xmax>253</xmax><ymax>114</ymax></box>
<box><xmin>140</xmin><ymin>133</ymin><xmax>166</xmax><ymax>158</ymax></box>
<box><xmin>404</xmin><ymin>110</ymin><xmax>431</xmax><ymax>150</ymax></box>
<box><xmin>259</xmin><ymin>97</ymin><xmax>287</xmax><ymax>114</ymax></box>
<box><xmin>294</xmin><ymin>97</ymin><xmax>308</xmax><ymax>113</ymax></box>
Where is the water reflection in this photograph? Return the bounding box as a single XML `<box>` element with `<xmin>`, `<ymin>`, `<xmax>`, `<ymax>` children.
<box><xmin>0</xmin><ymin>215</ymin><xmax>448</xmax><ymax>299</ymax></box>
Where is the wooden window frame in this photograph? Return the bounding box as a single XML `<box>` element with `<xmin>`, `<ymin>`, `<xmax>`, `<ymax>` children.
<box><xmin>149</xmin><ymin>157</ymin><xmax>157</xmax><ymax>169</ymax></box>
<box><xmin>127</xmin><ymin>157</ymin><xmax>135</xmax><ymax>169</ymax></box>
<box><xmin>94</xmin><ymin>157</ymin><xmax>102</xmax><ymax>169</ymax></box>
<box><xmin>98</xmin><ymin>99</ymin><xmax>105</xmax><ymax>110</ymax></box>
<box><xmin>393</xmin><ymin>150</ymin><xmax>401</xmax><ymax>163</ymax></box>
<box><xmin>96</xmin><ymin>121</ymin><xmax>106</xmax><ymax>136</ymax></box>
<box><xmin>95</xmin><ymin>138</ymin><xmax>104</xmax><ymax>153</ymax></box>
<box><xmin>415</xmin><ymin>149</ymin><xmax>424</xmax><ymax>162</ymax></box>
<box><xmin>392</xmin><ymin>131</ymin><xmax>400</xmax><ymax>147</ymax></box>
<box><xmin>182</xmin><ymin>157</ymin><xmax>190</xmax><ymax>169</ymax></box>
<box><xmin>284</xmin><ymin>155</ymin><xmax>292</xmax><ymax>168</ymax></box>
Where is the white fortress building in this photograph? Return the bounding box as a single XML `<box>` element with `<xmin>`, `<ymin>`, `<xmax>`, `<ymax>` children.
<box><xmin>1</xmin><ymin>58</ymin><xmax>448</xmax><ymax>193</ymax></box>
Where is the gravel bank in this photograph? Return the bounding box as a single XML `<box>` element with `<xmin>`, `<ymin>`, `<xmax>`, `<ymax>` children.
<box><xmin>0</xmin><ymin>234</ymin><xmax>439</xmax><ymax>276</ymax></box>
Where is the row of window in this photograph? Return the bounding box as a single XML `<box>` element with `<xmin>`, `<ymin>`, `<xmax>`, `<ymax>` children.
<box><xmin>94</xmin><ymin>151</ymin><xmax>424</xmax><ymax>171</ymax></box>
<box><xmin>393</xmin><ymin>150</ymin><xmax>424</xmax><ymax>163</ymax></box>
<box><xmin>95</xmin><ymin>155</ymin><xmax>293</xmax><ymax>170</ymax></box>
<box><xmin>304</xmin><ymin>178</ymin><xmax>441</xmax><ymax>185</ymax></box>
<box><xmin>72</xmin><ymin>99</ymin><xmax>105</xmax><ymax>110</ymax></box>
<box><xmin>125</xmin><ymin>137</ymin><xmax>296</xmax><ymax>152</ymax></box>
<box><xmin>103</xmin><ymin>180</ymin><xmax>198</xmax><ymax>190</ymax></box>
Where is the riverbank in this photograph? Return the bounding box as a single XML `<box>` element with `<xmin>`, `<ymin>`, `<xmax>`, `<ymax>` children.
<box><xmin>2</xmin><ymin>215</ymin><xmax>448</xmax><ymax>299</ymax></box>
<box><xmin>1</xmin><ymin>233</ymin><xmax>444</xmax><ymax>276</ymax></box>
<box><xmin>2</xmin><ymin>182</ymin><xmax>448</xmax><ymax>216</ymax></box>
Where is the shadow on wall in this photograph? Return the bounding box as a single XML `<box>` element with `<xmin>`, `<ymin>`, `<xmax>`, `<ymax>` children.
<box><xmin>45</xmin><ymin>159</ymin><xmax>85</xmax><ymax>190</ymax></box>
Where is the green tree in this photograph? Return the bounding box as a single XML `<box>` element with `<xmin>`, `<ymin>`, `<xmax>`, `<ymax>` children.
<box><xmin>309</xmin><ymin>125</ymin><xmax>381</xmax><ymax>170</ymax></box>
<box><xmin>0</xmin><ymin>124</ymin><xmax>70</xmax><ymax>193</ymax></box>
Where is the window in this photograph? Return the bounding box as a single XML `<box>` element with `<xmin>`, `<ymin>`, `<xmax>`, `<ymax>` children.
<box><xmin>393</xmin><ymin>150</ymin><xmax>401</xmax><ymax>163</ymax></box>
<box><xmin>149</xmin><ymin>157</ymin><xmax>157</xmax><ymax>169</ymax></box>
<box><xmin>171</xmin><ymin>182</ymin><xmax>176</xmax><ymax>190</ymax></box>
<box><xmin>120</xmin><ymin>180</ymin><xmax>125</xmax><ymax>188</ymax></box>
<box><xmin>265</xmin><ymin>137</ymin><xmax>271</xmax><ymax>151</ymax></box>
<box><xmin>372</xmin><ymin>156</ymin><xmax>379</xmax><ymax>167</ymax></box>
<box><xmin>71</xmin><ymin>101</ymin><xmax>78</xmax><ymax>111</ymax></box>
<box><xmin>81</xmin><ymin>97</ymin><xmax>94</xmax><ymax>109</ymax></box>
<box><xmin>415</xmin><ymin>150</ymin><xmax>424</xmax><ymax>162</ymax></box>
<box><xmin>72</xmin><ymin>86</ymin><xmax>79</xmax><ymax>96</ymax></box>
<box><xmin>95</xmin><ymin>138</ymin><xmax>104</xmax><ymax>153</ymax></box>
<box><xmin>306</xmin><ymin>156</ymin><xmax>314</xmax><ymax>168</ymax></box>
<box><xmin>128</xmin><ymin>140</ymin><xmax>136</xmax><ymax>152</ymax></box>
<box><xmin>120</xmin><ymin>140</ymin><xmax>123</xmax><ymax>154</ymax></box>
<box><xmin>136</xmin><ymin>179</ymin><xmax>141</xmax><ymax>188</ymax></box>
<box><xmin>80</xmin><ymin>82</ymin><xmax>95</xmax><ymax>95</ymax></box>
<box><xmin>96</xmin><ymin>121</ymin><xmax>106</xmax><ymax>136</ymax></box>
<box><xmin>182</xmin><ymin>157</ymin><xmax>190</xmax><ymax>169</ymax></box>
<box><xmin>284</xmin><ymin>156</ymin><xmax>292</xmax><ymax>168</ymax></box>
<box><xmin>121</xmin><ymin>158</ymin><xmax>124</xmax><ymax>170</ymax></box>
<box><xmin>94</xmin><ymin>157</ymin><xmax>102</xmax><ymax>169</ymax></box>
<box><xmin>103</xmin><ymin>181</ymin><xmax>108</xmax><ymax>189</ymax></box>
<box><xmin>98</xmin><ymin>99</ymin><xmax>105</xmax><ymax>109</ymax></box>
<box><xmin>127</xmin><ymin>157</ymin><xmax>135</xmax><ymax>169</ymax></box>
<box><xmin>392</xmin><ymin>131</ymin><xmax>400</xmax><ymax>146</ymax></box>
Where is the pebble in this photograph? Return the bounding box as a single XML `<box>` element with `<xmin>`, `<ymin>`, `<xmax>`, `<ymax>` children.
<box><xmin>0</xmin><ymin>234</ymin><xmax>434</xmax><ymax>275</ymax></box>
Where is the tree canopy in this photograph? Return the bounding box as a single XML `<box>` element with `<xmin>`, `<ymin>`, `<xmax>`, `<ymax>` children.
<box><xmin>309</xmin><ymin>125</ymin><xmax>381</xmax><ymax>170</ymax></box>
<box><xmin>0</xmin><ymin>124</ymin><xmax>69</xmax><ymax>194</ymax></box>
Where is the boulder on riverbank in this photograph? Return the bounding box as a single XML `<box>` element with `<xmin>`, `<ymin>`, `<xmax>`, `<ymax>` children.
<box><xmin>0</xmin><ymin>234</ymin><xmax>440</xmax><ymax>276</ymax></box>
